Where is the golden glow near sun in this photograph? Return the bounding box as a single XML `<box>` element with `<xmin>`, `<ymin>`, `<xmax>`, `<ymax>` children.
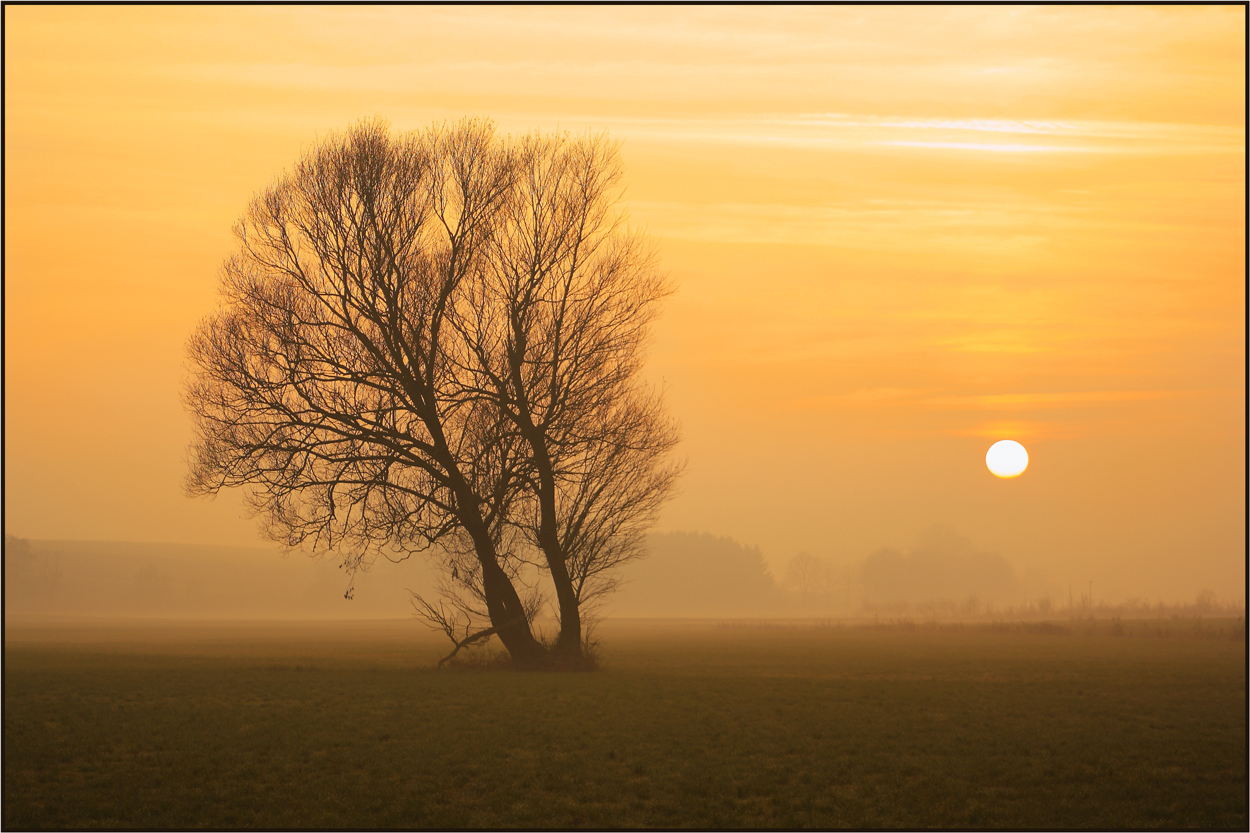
<box><xmin>986</xmin><ymin>441</ymin><xmax>1029</xmax><ymax>478</ymax></box>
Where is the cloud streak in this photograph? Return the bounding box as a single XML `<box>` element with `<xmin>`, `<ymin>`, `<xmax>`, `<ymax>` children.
<box><xmin>787</xmin><ymin>388</ymin><xmax>1222</xmax><ymax>412</ymax></box>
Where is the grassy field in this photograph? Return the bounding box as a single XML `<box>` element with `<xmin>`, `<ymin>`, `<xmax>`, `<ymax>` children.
<box><xmin>4</xmin><ymin>616</ymin><xmax>1245</xmax><ymax>829</ymax></box>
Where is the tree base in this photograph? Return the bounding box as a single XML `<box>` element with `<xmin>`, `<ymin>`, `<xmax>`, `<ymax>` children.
<box><xmin>438</xmin><ymin>644</ymin><xmax>599</xmax><ymax>672</ymax></box>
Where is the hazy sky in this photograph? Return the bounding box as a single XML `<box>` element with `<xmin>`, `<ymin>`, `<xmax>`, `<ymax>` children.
<box><xmin>5</xmin><ymin>6</ymin><xmax>1244</xmax><ymax>602</ymax></box>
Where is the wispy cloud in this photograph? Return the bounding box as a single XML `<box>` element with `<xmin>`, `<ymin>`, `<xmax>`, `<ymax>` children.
<box><xmin>538</xmin><ymin>113</ymin><xmax>1245</xmax><ymax>156</ymax></box>
<box><xmin>786</xmin><ymin>388</ymin><xmax>1221</xmax><ymax>412</ymax></box>
<box><xmin>922</xmin><ymin>389</ymin><xmax>1214</xmax><ymax>409</ymax></box>
<box><xmin>878</xmin><ymin>141</ymin><xmax>1084</xmax><ymax>153</ymax></box>
<box><xmin>630</xmin><ymin>197</ymin><xmax>1090</xmax><ymax>252</ymax></box>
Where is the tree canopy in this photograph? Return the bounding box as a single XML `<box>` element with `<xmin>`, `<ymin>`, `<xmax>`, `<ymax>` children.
<box><xmin>186</xmin><ymin>119</ymin><xmax>681</xmax><ymax>667</ymax></box>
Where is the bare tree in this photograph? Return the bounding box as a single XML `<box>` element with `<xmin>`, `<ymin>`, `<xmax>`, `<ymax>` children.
<box><xmin>785</xmin><ymin>552</ymin><xmax>832</xmax><ymax>597</ymax></box>
<box><xmin>186</xmin><ymin>119</ymin><xmax>544</xmax><ymax>664</ymax></box>
<box><xmin>461</xmin><ymin>132</ymin><xmax>681</xmax><ymax>659</ymax></box>
<box><xmin>186</xmin><ymin>118</ymin><xmax>679</xmax><ymax>667</ymax></box>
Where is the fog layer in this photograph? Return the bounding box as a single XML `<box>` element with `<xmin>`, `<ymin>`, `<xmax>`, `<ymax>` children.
<box><xmin>13</xmin><ymin>529</ymin><xmax>1218</xmax><ymax>623</ymax></box>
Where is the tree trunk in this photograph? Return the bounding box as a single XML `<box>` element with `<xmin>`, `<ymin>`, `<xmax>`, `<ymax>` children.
<box><xmin>433</xmin><ymin>416</ymin><xmax>547</xmax><ymax>667</ymax></box>
<box><xmin>530</xmin><ymin>452</ymin><xmax>583</xmax><ymax>662</ymax></box>
<box><xmin>461</xmin><ymin>509</ymin><xmax>547</xmax><ymax>667</ymax></box>
<box><xmin>479</xmin><ymin>557</ymin><xmax>546</xmax><ymax>667</ymax></box>
<box><xmin>505</xmin><ymin>329</ymin><xmax>585</xmax><ymax>663</ymax></box>
<box><xmin>545</xmin><ymin>545</ymin><xmax>583</xmax><ymax>659</ymax></box>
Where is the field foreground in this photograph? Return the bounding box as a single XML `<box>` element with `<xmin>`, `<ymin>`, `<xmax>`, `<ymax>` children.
<box><xmin>4</xmin><ymin>616</ymin><xmax>1246</xmax><ymax>829</ymax></box>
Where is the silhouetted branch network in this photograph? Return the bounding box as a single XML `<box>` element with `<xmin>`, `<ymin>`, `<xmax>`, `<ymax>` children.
<box><xmin>186</xmin><ymin>118</ymin><xmax>681</xmax><ymax>667</ymax></box>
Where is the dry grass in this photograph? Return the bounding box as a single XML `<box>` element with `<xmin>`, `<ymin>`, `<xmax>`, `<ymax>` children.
<box><xmin>4</xmin><ymin>617</ymin><xmax>1245</xmax><ymax>829</ymax></box>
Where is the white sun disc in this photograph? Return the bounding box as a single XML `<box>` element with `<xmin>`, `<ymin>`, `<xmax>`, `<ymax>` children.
<box><xmin>986</xmin><ymin>440</ymin><xmax>1029</xmax><ymax>478</ymax></box>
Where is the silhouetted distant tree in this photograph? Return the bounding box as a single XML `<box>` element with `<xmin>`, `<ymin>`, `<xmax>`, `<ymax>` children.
<box><xmin>612</xmin><ymin>532</ymin><xmax>776</xmax><ymax>616</ymax></box>
<box><xmin>185</xmin><ymin>119</ymin><xmax>679</xmax><ymax>668</ymax></box>
<box><xmin>859</xmin><ymin>526</ymin><xmax>1018</xmax><ymax>611</ymax></box>
<box><xmin>784</xmin><ymin>552</ymin><xmax>832</xmax><ymax>597</ymax></box>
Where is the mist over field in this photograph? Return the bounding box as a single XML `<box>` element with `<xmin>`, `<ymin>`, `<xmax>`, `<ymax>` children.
<box><xmin>6</xmin><ymin>530</ymin><xmax>1235</xmax><ymax>624</ymax></box>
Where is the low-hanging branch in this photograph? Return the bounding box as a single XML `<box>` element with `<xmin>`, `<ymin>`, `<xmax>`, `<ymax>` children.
<box><xmin>436</xmin><ymin>622</ymin><xmax>506</xmax><ymax>668</ymax></box>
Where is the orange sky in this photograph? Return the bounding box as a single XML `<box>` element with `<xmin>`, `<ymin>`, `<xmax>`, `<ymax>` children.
<box><xmin>5</xmin><ymin>6</ymin><xmax>1244</xmax><ymax>602</ymax></box>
